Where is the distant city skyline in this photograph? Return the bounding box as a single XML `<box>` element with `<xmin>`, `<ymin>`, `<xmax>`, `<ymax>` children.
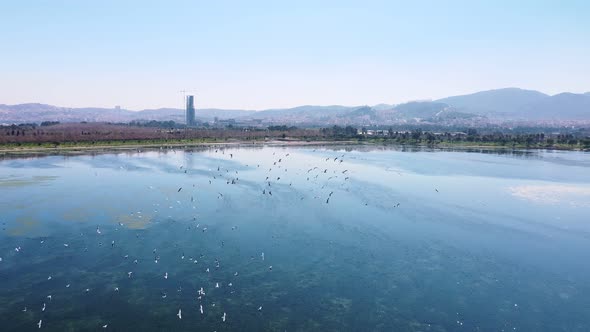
<box><xmin>1</xmin><ymin>0</ymin><xmax>589</xmax><ymax>110</ymax></box>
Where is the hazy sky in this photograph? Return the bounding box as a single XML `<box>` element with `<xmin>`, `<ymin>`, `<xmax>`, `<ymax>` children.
<box><xmin>1</xmin><ymin>0</ymin><xmax>589</xmax><ymax>110</ymax></box>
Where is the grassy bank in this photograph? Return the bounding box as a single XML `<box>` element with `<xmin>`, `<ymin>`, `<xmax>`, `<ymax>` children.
<box><xmin>0</xmin><ymin>136</ymin><xmax>587</xmax><ymax>156</ymax></box>
<box><xmin>0</xmin><ymin>137</ymin><xmax>358</xmax><ymax>156</ymax></box>
<box><xmin>354</xmin><ymin>137</ymin><xmax>589</xmax><ymax>151</ymax></box>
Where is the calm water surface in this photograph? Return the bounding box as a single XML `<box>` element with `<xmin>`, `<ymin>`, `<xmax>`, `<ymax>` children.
<box><xmin>0</xmin><ymin>146</ymin><xmax>589</xmax><ymax>331</ymax></box>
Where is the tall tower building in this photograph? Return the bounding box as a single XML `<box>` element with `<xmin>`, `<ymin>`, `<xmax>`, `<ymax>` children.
<box><xmin>186</xmin><ymin>95</ymin><xmax>196</xmax><ymax>126</ymax></box>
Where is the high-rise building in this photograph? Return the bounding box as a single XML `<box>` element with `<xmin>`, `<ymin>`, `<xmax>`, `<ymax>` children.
<box><xmin>186</xmin><ymin>95</ymin><xmax>196</xmax><ymax>126</ymax></box>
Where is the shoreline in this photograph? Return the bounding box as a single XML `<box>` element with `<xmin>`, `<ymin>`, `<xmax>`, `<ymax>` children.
<box><xmin>0</xmin><ymin>139</ymin><xmax>358</xmax><ymax>156</ymax></box>
<box><xmin>0</xmin><ymin>138</ymin><xmax>587</xmax><ymax>157</ymax></box>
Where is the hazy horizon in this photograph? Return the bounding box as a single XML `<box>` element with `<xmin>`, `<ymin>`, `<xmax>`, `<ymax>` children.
<box><xmin>1</xmin><ymin>1</ymin><xmax>589</xmax><ymax>110</ymax></box>
<box><xmin>2</xmin><ymin>86</ymin><xmax>589</xmax><ymax>112</ymax></box>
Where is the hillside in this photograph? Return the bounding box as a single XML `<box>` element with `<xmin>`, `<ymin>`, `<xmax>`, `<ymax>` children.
<box><xmin>436</xmin><ymin>88</ymin><xmax>549</xmax><ymax>115</ymax></box>
<box><xmin>518</xmin><ymin>93</ymin><xmax>590</xmax><ymax>120</ymax></box>
<box><xmin>436</xmin><ymin>88</ymin><xmax>589</xmax><ymax>120</ymax></box>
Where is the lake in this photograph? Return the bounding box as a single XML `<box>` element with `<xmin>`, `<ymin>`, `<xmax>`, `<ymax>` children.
<box><xmin>1</xmin><ymin>145</ymin><xmax>589</xmax><ymax>331</ymax></box>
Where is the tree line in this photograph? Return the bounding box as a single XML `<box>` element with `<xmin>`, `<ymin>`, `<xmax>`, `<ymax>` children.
<box><xmin>319</xmin><ymin>125</ymin><xmax>590</xmax><ymax>149</ymax></box>
<box><xmin>1</xmin><ymin>122</ymin><xmax>588</xmax><ymax>149</ymax></box>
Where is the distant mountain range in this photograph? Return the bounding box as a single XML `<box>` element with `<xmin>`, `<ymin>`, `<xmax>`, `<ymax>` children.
<box><xmin>1</xmin><ymin>88</ymin><xmax>589</xmax><ymax>126</ymax></box>
<box><xmin>436</xmin><ymin>88</ymin><xmax>590</xmax><ymax>120</ymax></box>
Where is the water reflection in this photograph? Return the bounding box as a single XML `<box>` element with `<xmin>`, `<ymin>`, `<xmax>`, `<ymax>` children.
<box><xmin>0</xmin><ymin>145</ymin><xmax>589</xmax><ymax>331</ymax></box>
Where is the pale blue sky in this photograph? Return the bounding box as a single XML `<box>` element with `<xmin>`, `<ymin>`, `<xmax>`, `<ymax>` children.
<box><xmin>1</xmin><ymin>0</ymin><xmax>588</xmax><ymax>110</ymax></box>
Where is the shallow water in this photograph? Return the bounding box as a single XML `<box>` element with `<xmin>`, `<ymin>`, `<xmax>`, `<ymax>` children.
<box><xmin>1</xmin><ymin>146</ymin><xmax>589</xmax><ymax>331</ymax></box>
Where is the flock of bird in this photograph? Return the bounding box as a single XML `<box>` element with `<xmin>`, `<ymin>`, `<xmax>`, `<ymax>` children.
<box><xmin>1</xmin><ymin>146</ymin><xmax>388</xmax><ymax>330</ymax></box>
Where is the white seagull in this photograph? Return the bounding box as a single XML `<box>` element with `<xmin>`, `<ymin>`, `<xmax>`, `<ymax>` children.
<box><xmin>222</xmin><ymin>312</ymin><xmax>227</xmax><ymax>322</ymax></box>
<box><xmin>177</xmin><ymin>309</ymin><xmax>182</xmax><ymax>319</ymax></box>
<box><xmin>37</xmin><ymin>320</ymin><xmax>42</xmax><ymax>329</ymax></box>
